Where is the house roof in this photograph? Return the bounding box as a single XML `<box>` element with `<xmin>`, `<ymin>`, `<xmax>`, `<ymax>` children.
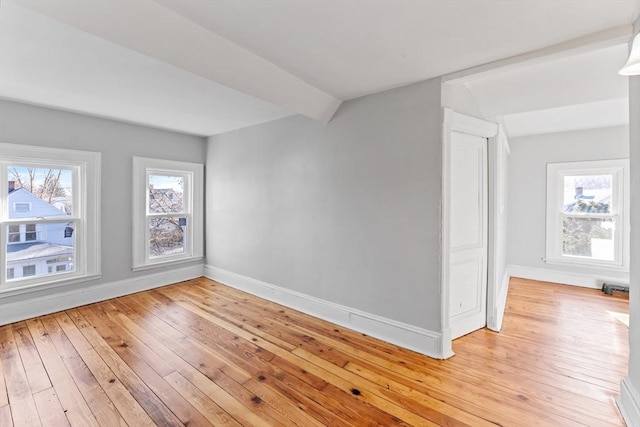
<box><xmin>8</xmin><ymin>188</ymin><xmax>70</xmax><ymax>219</ymax></box>
<box><xmin>6</xmin><ymin>242</ymin><xmax>73</xmax><ymax>263</ymax></box>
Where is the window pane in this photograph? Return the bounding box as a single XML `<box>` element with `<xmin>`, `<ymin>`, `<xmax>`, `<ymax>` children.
<box><xmin>8</xmin><ymin>167</ymin><xmax>73</xmax><ymax>218</ymax></box>
<box><xmin>149</xmin><ymin>216</ymin><xmax>185</xmax><ymax>258</ymax></box>
<box><xmin>25</xmin><ymin>224</ymin><xmax>37</xmax><ymax>241</ymax></box>
<box><xmin>563</xmin><ymin>174</ymin><xmax>612</xmax><ymax>213</ymax></box>
<box><xmin>562</xmin><ymin>217</ymin><xmax>615</xmax><ymax>260</ymax></box>
<box><xmin>148</xmin><ymin>175</ymin><xmax>184</xmax><ymax>214</ymax></box>
<box><xmin>8</xmin><ymin>225</ymin><xmax>20</xmax><ymax>243</ymax></box>
<box><xmin>6</xmin><ymin>221</ymin><xmax>75</xmax><ymax>281</ymax></box>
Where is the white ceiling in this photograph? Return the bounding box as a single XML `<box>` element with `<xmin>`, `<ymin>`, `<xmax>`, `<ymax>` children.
<box><xmin>157</xmin><ymin>0</ymin><xmax>639</xmax><ymax>100</ymax></box>
<box><xmin>502</xmin><ymin>98</ymin><xmax>629</xmax><ymax>138</ymax></box>
<box><xmin>0</xmin><ymin>2</ymin><xmax>292</xmax><ymax>136</ymax></box>
<box><xmin>464</xmin><ymin>44</ymin><xmax>630</xmax><ymax>117</ymax></box>
<box><xmin>458</xmin><ymin>43</ymin><xmax>631</xmax><ymax>137</ymax></box>
<box><xmin>1</xmin><ymin>0</ymin><xmax>639</xmax><ymax>137</ymax></box>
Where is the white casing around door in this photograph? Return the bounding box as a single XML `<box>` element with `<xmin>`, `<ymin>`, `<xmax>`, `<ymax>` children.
<box><xmin>449</xmin><ymin>130</ymin><xmax>488</xmax><ymax>339</ymax></box>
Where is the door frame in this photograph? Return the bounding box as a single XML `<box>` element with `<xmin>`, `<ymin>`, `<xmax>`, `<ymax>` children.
<box><xmin>440</xmin><ymin>108</ymin><xmax>498</xmax><ymax>358</ymax></box>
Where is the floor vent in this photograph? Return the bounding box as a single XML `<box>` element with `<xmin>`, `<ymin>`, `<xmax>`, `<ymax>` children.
<box><xmin>601</xmin><ymin>282</ymin><xmax>629</xmax><ymax>295</ymax></box>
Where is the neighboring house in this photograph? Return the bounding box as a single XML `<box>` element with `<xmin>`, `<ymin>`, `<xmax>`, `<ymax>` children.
<box><xmin>7</xmin><ymin>184</ymin><xmax>73</xmax><ymax>280</ymax></box>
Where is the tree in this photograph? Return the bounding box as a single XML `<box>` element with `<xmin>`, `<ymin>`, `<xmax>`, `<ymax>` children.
<box><xmin>9</xmin><ymin>167</ymin><xmax>67</xmax><ymax>202</ymax></box>
<box><xmin>147</xmin><ymin>185</ymin><xmax>185</xmax><ymax>256</ymax></box>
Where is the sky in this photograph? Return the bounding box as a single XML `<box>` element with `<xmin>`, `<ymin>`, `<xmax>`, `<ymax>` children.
<box><xmin>148</xmin><ymin>174</ymin><xmax>183</xmax><ymax>192</ymax></box>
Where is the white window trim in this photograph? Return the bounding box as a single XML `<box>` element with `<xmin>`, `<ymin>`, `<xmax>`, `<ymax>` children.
<box><xmin>545</xmin><ymin>158</ymin><xmax>630</xmax><ymax>272</ymax></box>
<box><xmin>0</xmin><ymin>143</ymin><xmax>101</xmax><ymax>295</ymax></box>
<box><xmin>132</xmin><ymin>157</ymin><xmax>203</xmax><ymax>271</ymax></box>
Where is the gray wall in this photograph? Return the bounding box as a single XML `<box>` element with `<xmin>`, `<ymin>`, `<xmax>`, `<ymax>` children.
<box><xmin>207</xmin><ymin>78</ymin><xmax>443</xmax><ymax>330</ymax></box>
<box><xmin>0</xmin><ymin>100</ymin><xmax>206</xmax><ymax>303</ymax></box>
<box><xmin>507</xmin><ymin>125</ymin><xmax>629</xmax><ymax>281</ymax></box>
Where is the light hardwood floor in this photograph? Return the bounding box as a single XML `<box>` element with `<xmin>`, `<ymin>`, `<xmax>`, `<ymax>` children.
<box><xmin>0</xmin><ymin>276</ymin><xmax>629</xmax><ymax>426</ymax></box>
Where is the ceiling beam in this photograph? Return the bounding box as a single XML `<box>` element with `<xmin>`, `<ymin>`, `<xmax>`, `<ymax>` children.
<box><xmin>11</xmin><ymin>0</ymin><xmax>342</xmax><ymax>122</ymax></box>
<box><xmin>442</xmin><ymin>25</ymin><xmax>633</xmax><ymax>85</ymax></box>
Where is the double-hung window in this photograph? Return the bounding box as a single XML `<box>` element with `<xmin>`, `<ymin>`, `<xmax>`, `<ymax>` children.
<box><xmin>0</xmin><ymin>143</ymin><xmax>101</xmax><ymax>292</ymax></box>
<box><xmin>132</xmin><ymin>157</ymin><xmax>203</xmax><ymax>270</ymax></box>
<box><xmin>546</xmin><ymin>159</ymin><xmax>629</xmax><ymax>271</ymax></box>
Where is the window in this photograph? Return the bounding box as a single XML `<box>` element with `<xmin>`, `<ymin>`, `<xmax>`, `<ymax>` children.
<box><xmin>14</xmin><ymin>202</ymin><xmax>30</xmax><ymax>213</ymax></box>
<box><xmin>546</xmin><ymin>159</ymin><xmax>629</xmax><ymax>270</ymax></box>
<box><xmin>1</xmin><ymin>143</ymin><xmax>101</xmax><ymax>293</ymax></box>
<box><xmin>25</xmin><ymin>224</ymin><xmax>37</xmax><ymax>241</ymax></box>
<box><xmin>6</xmin><ymin>223</ymin><xmax>45</xmax><ymax>244</ymax></box>
<box><xmin>23</xmin><ymin>265</ymin><xmax>35</xmax><ymax>277</ymax></box>
<box><xmin>132</xmin><ymin>157</ymin><xmax>203</xmax><ymax>270</ymax></box>
<box><xmin>8</xmin><ymin>224</ymin><xmax>20</xmax><ymax>243</ymax></box>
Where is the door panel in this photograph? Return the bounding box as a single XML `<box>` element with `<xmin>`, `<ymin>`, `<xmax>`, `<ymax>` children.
<box><xmin>449</xmin><ymin>131</ymin><xmax>488</xmax><ymax>339</ymax></box>
<box><xmin>450</xmin><ymin>140</ymin><xmax>483</xmax><ymax>250</ymax></box>
<box><xmin>450</xmin><ymin>254</ymin><xmax>484</xmax><ymax>319</ymax></box>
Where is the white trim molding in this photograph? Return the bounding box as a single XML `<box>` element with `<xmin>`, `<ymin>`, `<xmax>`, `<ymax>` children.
<box><xmin>205</xmin><ymin>265</ymin><xmax>446</xmax><ymax>359</ymax></box>
<box><xmin>618</xmin><ymin>377</ymin><xmax>640</xmax><ymax>427</ymax></box>
<box><xmin>487</xmin><ymin>124</ymin><xmax>510</xmax><ymax>333</ymax></box>
<box><xmin>508</xmin><ymin>264</ymin><xmax>629</xmax><ymax>289</ymax></box>
<box><xmin>0</xmin><ymin>263</ymin><xmax>204</xmax><ymax>325</ymax></box>
<box><xmin>441</xmin><ymin>108</ymin><xmax>499</xmax><ymax>356</ymax></box>
<box><xmin>488</xmin><ymin>271</ymin><xmax>510</xmax><ymax>332</ymax></box>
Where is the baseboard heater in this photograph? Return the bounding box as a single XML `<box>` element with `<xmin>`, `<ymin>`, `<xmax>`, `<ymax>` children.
<box><xmin>601</xmin><ymin>282</ymin><xmax>629</xmax><ymax>295</ymax></box>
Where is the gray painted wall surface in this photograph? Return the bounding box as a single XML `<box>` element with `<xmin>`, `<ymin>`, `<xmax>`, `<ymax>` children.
<box><xmin>207</xmin><ymin>78</ymin><xmax>442</xmax><ymax>330</ymax></box>
<box><xmin>507</xmin><ymin>125</ymin><xmax>629</xmax><ymax>281</ymax></box>
<box><xmin>0</xmin><ymin>100</ymin><xmax>206</xmax><ymax>304</ymax></box>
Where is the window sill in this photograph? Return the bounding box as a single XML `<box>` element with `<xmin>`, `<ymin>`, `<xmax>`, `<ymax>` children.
<box><xmin>0</xmin><ymin>273</ymin><xmax>102</xmax><ymax>297</ymax></box>
<box><xmin>131</xmin><ymin>256</ymin><xmax>203</xmax><ymax>272</ymax></box>
<box><xmin>544</xmin><ymin>258</ymin><xmax>628</xmax><ymax>273</ymax></box>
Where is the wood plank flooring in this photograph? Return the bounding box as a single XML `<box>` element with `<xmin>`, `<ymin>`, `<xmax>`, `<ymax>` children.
<box><xmin>0</xmin><ymin>276</ymin><xmax>629</xmax><ymax>426</ymax></box>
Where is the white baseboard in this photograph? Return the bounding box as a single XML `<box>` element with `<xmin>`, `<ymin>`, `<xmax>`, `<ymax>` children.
<box><xmin>507</xmin><ymin>264</ymin><xmax>629</xmax><ymax>289</ymax></box>
<box><xmin>204</xmin><ymin>265</ymin><xmax>446</xmax><ymax>359</ymax></box>
<box><xmin>618</xmin><ymin>377</ymin><xmax>640</xmax><ymax>427</ymax></box>
<box><xmin>439</xmin><ymin>327</ymin><xmax>455</xmax><ymax>359</ymax></box>
<box><xmin>0</xmin><ymin>264</ymin><xmax>204</xmax><ymax>326</ymax></box>
<box><xmin>488</xmin><ymin>271</ymin><xmax>510</xmax><ymax>332</ymax></box>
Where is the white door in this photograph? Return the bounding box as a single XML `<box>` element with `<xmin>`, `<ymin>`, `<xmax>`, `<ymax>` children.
<box><xmin>449</xmin><ymin>131</ymin><xmax>488</xmax><ymax>339</ymax></box>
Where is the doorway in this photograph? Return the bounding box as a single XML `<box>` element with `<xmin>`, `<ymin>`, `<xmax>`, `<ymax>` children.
<box><xmin>440</xmin><ymin>109</ymin><xmax>498</xmax><ymax>354</ymax></box>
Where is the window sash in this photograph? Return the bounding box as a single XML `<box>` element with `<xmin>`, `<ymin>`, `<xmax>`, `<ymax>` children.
<box><xmin>556</xmin><ymin>169</ymin><xmax>621</xmax><ymax>215</ymax></box>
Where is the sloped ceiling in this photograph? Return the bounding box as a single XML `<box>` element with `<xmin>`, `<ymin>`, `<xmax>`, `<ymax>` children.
<box><xmin>1</xmin><ymin>0</ymin><xmax>639</xmax><ymax>136</ymax></box>
<box><xmin>459</xmin><ymin>43</ymin><xmax>631</xmax><ymax>137</ymax></box>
